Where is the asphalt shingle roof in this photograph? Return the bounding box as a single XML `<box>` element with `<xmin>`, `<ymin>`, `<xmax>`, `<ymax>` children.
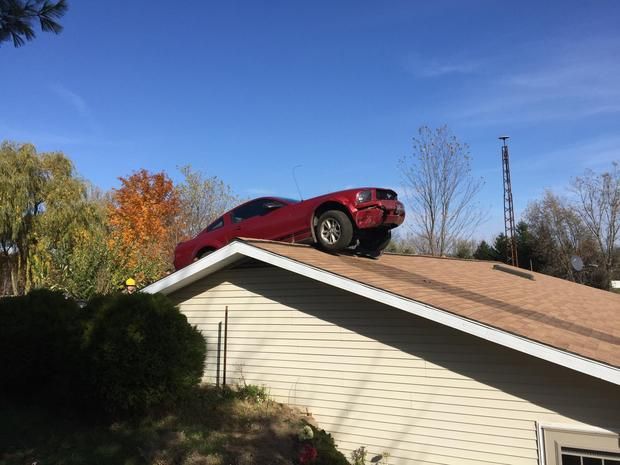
<box><xmin>246</xmin><ymin>239</ymin><xmax>620</xmax><ymax>369</ymax></box>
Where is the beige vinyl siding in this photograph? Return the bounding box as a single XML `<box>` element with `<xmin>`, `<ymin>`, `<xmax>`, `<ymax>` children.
<box><xmin>170</xmin><ymin>265</ymin><xmax>620</xmax><ymax>465</ymax></box>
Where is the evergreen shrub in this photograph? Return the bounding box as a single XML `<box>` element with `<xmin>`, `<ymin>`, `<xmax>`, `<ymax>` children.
<box><xmin>0</xmin><ymin>289</ymin><xmax>84</xmax><ymax>402</ymax></box>
<box><xmin>82</xmin><ymin>293</ymin><xmax>206</xmax><ymax>415</ymax></box>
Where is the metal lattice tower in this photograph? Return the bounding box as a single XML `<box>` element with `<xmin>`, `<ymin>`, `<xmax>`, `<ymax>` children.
<box><xmin>499</xmin><ymin>136</ymin><xmax>519</xmax><ymax>267</ymax></box>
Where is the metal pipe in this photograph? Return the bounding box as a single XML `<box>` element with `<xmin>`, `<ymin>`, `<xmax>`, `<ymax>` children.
<box><xmin>216</xmin><ymin>321</ymin><xmax>222</xmax><ymax>387</ymax></box>
<box><xmin>223</xmin><ymin>306</ymin><xmax>228</xmax><ymax>387</ymax></box>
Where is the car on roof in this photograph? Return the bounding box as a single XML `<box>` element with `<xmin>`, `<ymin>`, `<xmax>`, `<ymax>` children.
<box><xmin>173</xmin><ymin>187</ymin><xmax>405</xmax><ymax>269</ymax></box>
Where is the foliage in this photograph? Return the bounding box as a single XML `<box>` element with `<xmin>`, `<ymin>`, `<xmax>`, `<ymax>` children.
<box><xmin>524</xmin><ymin>191</ymin><xmax>599</xmax><ymax>284</ymax></box>
<box><xmin>1</xmin><ymin>384</ymin><xmax>311</xmax><ymax>465</ymax></box>
<box><xmin>107</xmin><ymin>169</ymin><xmax>180</xmax><ymax>288</ymax></box>
<box><xmin>231</xmin><ymin>383</ymin><xmax>269</xmax><ymax>404</ymax></box>
<box><xmin>174</xmin><ymin>164</ymin><xmax>240</xmax><ymax>241</ymax></box>
<box><xmin>82</xmin><ymin>292</ymin><xmax>206</xmax><ymax>416</ymax></box>
<box><xmin>453</xmin><ymin>239</ymin><xmax>476</xmax><ymax>259</ymax></box>
<box><xmin>296</xmin><ymin>423</ymin><xmax>349</xmax><ymax>465</ymax></box>
<box><xmin>0</xmin><ymin>289</ymin><xmax>84</xmax><ymax>403</ymax></box>
<box><xmin>35</xmin><ymin>185</ymin><xmax>114</xmax><ymax>299</ymax></box>
<box><xmin>350</xmin><ymin>446</ymin><xmax>367</xmax><ymax>465</ymax></box>
<box><xmin>473</xmin><ymin>239</ymin><xmax>499</xmax><ymax>261</ymax></box>
<box><xmin>384</xmin><ymin>230</ymin><xmax>416</xmax><ymax>254</ymax></box>
<box><xmin>0</xmin><ymin>290</ymin><xmax>206</xmax><ymax>417</ymax></box>
<box><xmin>0</xmin><ymin>141</ymin><xmax>98</xmax><ymax>296</ymax></box>
<box><xmin>399</xmin><ymin>125</ymin><xmax>486</xmax><ymax>256</ymax></box>
<box><xmin>0</xmin><ymin>0</ymin><xmax>67</xmax><ymax>47</ymax></box>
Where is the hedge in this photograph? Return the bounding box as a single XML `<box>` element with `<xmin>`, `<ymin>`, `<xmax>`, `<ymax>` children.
<box><xmin>0</xmin><ymin>290</ymin><xmax>206</xmax><ymax>416</ymax></box>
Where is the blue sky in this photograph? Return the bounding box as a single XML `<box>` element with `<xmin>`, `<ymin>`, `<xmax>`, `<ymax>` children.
<box><xmin>2</xmin><ymin>1</ymin><xmax>620</xmax><ymax>239</ymax></box>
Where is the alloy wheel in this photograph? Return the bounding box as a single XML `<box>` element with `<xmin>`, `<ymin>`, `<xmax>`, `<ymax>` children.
<box><xmin>320</xmin><ymin>218</ymin><xmax>341</xmax><ymax>244</ymax></box>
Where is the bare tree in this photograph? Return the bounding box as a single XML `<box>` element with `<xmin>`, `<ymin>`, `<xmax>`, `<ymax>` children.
<box><xmin>399</xmin><ymin>125</ymin><xmax>485</xmax><ymax>256</ymax></box>
<box><xmin>571</xmin><ymin>163</ymin><xmax>620</xmax><ymax>285</ymax></box>
<box><xmin>525</xmin><ymin>191</ymin><xmax>598</xmax><ymax>283</ymax></box>
<box><xmin>174</xmin><ymin>165</ymin><xmax>240</xmax><ymax>241</ymax></box>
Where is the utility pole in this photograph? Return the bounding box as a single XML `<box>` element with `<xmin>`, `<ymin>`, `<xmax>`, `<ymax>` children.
<box><xmin>499</xmin><ymin>136</ymin><xmax>518</xmax><ymax>267</ymax></box>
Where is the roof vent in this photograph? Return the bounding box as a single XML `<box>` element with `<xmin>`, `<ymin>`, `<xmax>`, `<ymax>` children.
<box><xmin>492</xmin><ymin>264</ymin><xmax>534</xmax><ymax>280</ymax></box>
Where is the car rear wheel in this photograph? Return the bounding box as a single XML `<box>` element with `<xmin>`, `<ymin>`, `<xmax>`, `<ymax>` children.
<box><xmin>195</xmin><ymin>248</ymin><xmax>214</xmax><ymax>261</ymax></box>
<box><xmin>316</xmin><ymin>210</ymin><xmax>353</xmax><ymax>251</ymax></box>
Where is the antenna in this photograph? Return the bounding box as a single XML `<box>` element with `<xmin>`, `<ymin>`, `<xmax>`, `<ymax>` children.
<box><xmin>292</xmin><ymin>165</ymin><xmax>304</xmax><ymax>201</ymax></box>
<box><xmin>499</xmin><ymin>136</ymin><xmax>519</xmax><ymax>267</ymax></box>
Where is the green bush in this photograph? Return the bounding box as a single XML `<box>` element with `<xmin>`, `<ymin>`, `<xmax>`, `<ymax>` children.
<box><xmin>304</xmin><ymin>424</ymin><xmax>349</xmax><ymax>465</ymax></box>
<box><xmin>82</xmin><ymin>293</ymin><xmax>206</xmax><ymax>415</ymax></box>
<box><xmin>0</xmin><ymin>289</ymin><xmax>84</xmax><ymax>402</ymax></box>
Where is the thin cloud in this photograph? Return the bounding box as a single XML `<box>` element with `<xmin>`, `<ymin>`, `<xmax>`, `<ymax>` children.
<box><xmin>452</xmin><ymin>36</ymin><xmax>620</xmax><ymax>125</ymax></box>
<box><xmin>531</xmin><ymin>135</ymin><xmax>620</xmax><ymax>171</ymax></box>
<box><xmin>51</xmin><ymin>84</ymin><xmax>89</xmax><ymax>116</ymax></box>
<box><xmin>404</xmin><ymin>54</ymin><xmax>480</xmax><ymax>78</ymax></box>
<box><xmin>50</xmin><ymin>84</ymin><xmax>103</xmax><ymax>136</ymax></box>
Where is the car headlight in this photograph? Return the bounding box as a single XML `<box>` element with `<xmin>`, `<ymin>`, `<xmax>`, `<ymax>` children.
<box><xmin>356</xmin><ymin>190</ymin><xmax>372</xmax><ymax>204</ymax></box>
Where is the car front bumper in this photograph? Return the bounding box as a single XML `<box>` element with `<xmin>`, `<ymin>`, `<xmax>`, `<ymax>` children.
<box><xmin>353</xmin><ymin>203</ymin><xmax>405</xmax><ymax>229</ymax></box>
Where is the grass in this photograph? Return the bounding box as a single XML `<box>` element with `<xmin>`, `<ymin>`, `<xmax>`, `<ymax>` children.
<box><xmin>0</xmin><ymin>385</ymin><xmax>307</xmax><ymax>465</ymax></box>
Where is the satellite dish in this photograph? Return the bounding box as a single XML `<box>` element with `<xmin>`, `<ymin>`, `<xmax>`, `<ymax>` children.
<box><xmin>571</xmin><ymin>255</ymin><xmax>584</xmax><ymax>272</ymax></box>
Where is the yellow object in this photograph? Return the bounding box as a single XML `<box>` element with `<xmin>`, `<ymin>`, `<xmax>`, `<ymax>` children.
<box><xmin>125</xmin><ymin>278</ymin><xmax>136</xmax><ymax>286</ymax></box>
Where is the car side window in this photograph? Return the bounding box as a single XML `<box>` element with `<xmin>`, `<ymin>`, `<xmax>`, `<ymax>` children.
<box><xmin>232</xmin><ymin>200</ymin><xmax>264</xmax><ymax>223</ymax></box>
<box><xmin>205</xmin><ymin>216</ymin><xmax>224</xmax><ymax>232</ymax></box>
<box><xmin>259</xmin><ymin>199</ymin><xmax>285</xmax><ymax>214</ymax></box>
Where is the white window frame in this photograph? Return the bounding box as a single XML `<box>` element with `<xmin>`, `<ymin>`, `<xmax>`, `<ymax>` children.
<box><xmin>537</xmin><ymin>422</ymin><xmax>620</xmax><ymax>465</ymax></box>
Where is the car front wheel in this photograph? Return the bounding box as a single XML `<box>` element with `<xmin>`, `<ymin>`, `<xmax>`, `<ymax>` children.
<box><xmin>316</xmin><ymin>210</ymin><xmax>354</xmax><ymax>251</ymax></box>
<box><xmin>359</xmin><ymin>229</ymin><xmax>391</xmax><ymax>256</ymax></box>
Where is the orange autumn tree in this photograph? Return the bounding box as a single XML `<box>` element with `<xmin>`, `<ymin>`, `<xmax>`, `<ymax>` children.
<box><xmin>107</xmin><ymin>169</ymin><xmax>180</xmax><ymax>288</ymax></box>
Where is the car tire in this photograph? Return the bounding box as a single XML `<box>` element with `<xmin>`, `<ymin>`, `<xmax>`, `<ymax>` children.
<box><xmin>316</xmin><ymin>210</ymin><xmax>354</xmax><ymax>251</ymax></box>
<box><xmin>359</xmin><ymin>229</ymin><xmax>391</xmax><ymax>257</ymax></box>
<box><xmin>195</xmin><ymin>248</ymin><xmax>214</xmax><ymax>261</ymax></box>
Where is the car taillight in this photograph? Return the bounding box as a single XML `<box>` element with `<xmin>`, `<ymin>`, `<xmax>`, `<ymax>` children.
<box><xmin>356</xmin><ymin>190</ymin><xmax>372</xmax><ymax>204</ymax></box>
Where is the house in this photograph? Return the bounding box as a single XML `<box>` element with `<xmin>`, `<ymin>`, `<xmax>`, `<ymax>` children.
<box><xmin>143</xmin><ymin>239</ymin><xmax>620</xmax><ymax>465</ymax></box>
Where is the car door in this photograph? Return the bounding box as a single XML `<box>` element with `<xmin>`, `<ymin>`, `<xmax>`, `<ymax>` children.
<box><xmin>227</xmin><ymin>199</ymin><xmax>270</xmax><ymax>241</ymax></box>
<box><xmin>262</xmin><ymin>199</ymin><xmax>310</xmax><ymax>241</ymax></box>
<box><xmin>229</xmin><ymin>198</ymin><xmax>299</xmax><ymax>241</ymax></box>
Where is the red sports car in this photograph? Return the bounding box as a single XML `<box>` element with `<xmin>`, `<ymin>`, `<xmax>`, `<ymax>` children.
<box><xmin>173</xmin><ymin>187</ymin><xmax>405</xmax><ymax>269</ymax></box>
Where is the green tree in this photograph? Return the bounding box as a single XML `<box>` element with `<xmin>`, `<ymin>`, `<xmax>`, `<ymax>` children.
<box><xmin>475</xmin><ymin>223</ymin><xmax>540</xmax><ymax>269</ymax></box>
<box><xmin>473</xmin><ymin>239</ymin><xmax>499</xmax><ymax>261</ymax></box>
<box><xmin>0</xmin><ymin>141</ymin><xmax>97</xmax><ymax>296</ymax></box>
<box><xmin>42</xmin><ymin>186</ymin><xmax>115</xmax><ymax>299</ymax></box>
<box><xmin>0</xmin><ymin>0</ymin><xmax>67</xmax><ymax>47</ymax></box>
<box><xmin>453</xmin><ymin>239</ymin><xmax>476</xmax><ymax>259</ymax></box>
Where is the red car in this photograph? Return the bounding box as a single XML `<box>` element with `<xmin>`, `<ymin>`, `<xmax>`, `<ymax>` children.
<box><xmin>173</xmin><ymin>187</ymin><xmax>405</xmax><ymax>269</ymax></box>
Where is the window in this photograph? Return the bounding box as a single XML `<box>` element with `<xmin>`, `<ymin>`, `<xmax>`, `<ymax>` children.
<box><xmin>232</xmin><ymin>200</ymin><xmax>264</xmax><ymax>223</ymax></box>
<box><xmin>260</xmin><ymin>199</ymin><xmax>285</xmax><ymax>213</ymax></box>
<box><xmin>232</xmin><ymin>199</ymin><xmax>284</xmax><ymax>223</ymax></box>
<box><xmin>542</xmin><ymin>427</ymin><xmax>620</xmax><ymax>465</ymax></box>
<box><xmin>205</xmin><ymin>216</ymin><xmax>224</xmax><ymax>232</ymax></box>
<box><xmin>561</xmin><ymin>447</ymin><xmax>620</xmax><ymax>464</ymax></box>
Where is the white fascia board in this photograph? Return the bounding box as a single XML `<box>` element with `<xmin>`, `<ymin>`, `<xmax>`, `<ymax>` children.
<box><xmin>141</xmin><ymin>245</ymin><xmax>244</xmax><ymax>295</ymax></box>
<box><xmin>144</xmin><ymin>241</ymin><xmax>620</xmax><ymax>386</ymax></box>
